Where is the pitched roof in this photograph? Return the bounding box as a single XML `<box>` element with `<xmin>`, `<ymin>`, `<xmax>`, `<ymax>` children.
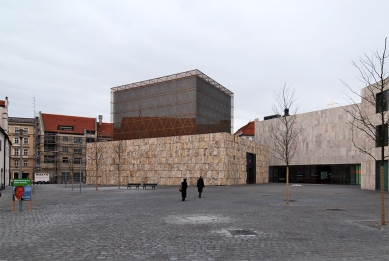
<box><xmin>97</xmin><ymin>122</ymin><xmax>113</xmax><ymax>138</ymax></box>
<box><xmin>234</xmin><ymin>121</ymin><xmax>255</xmax><ymax>136</ymax></box>
<box><xmin>8</xmin><ymin>117</ymin><xmax>36</xmax><ymax>124</ymax></box>
<box><xmin>41</xmin><ymin>113</ymin><xmax>96</xmax><ymax>135</ymax></box>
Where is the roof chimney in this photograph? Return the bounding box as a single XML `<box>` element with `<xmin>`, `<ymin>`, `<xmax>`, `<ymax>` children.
<box><xmin>284</xmin><ymin>108</ymin><xmax>290</xmax><ymax>117</ymax></box>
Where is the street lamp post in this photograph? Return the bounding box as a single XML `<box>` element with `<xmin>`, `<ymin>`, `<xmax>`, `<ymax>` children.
<box><xmin>18</xmin><ymin>129</ymin><xmax>24</xmax><ymax>212</ymax></box>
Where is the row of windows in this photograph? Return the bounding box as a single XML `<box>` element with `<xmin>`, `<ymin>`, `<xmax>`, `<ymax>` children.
<box><xmin>13</xmin><ymin>148</ymin><xmax>83</xmax><ymax>158</ymax></box>
<box><xmin>13</xmin><ymin>148</ymin><xmax>29</xmax><ymax>156</ymax></box>
<box><xmin>62</xmin><ymin>136</ymin><xmax>83</xmax><ymax>143</ymax></box>
<box><xmin>13</xmin><ymin>160</ymin><xmax>29</xmax><ymax>167</ymax></box>
<box><xmin>43</xmin><ymin>155</ymin><xmax>82</xmax><ymax>164</ymax></box>
<box><xmin>62</xmin><ymin>147</ymin><xmax>82</xmax><ymax>153</ymax></box>
<box><xmin>62</xmin><ymin>157</ymin><xmax>82</xmax><ymax>164</ymax></box>
<box><xmin>10</xmin><ymin>127</ymin><xmax>29</xmax><ymax>133</ymax></box>
<box><xmin>13</xmin><ymin>137</ymin><xmax>29</xmax><ymax>144</ymax></box>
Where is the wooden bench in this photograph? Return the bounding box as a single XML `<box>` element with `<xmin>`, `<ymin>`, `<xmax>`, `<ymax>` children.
<box><xmin>142</xmin><ymin>183</ymin><xmax>157</xmax><ymax>190</ymax></box>
<box><xmin>127</xmin><ymin>183</ymin><xmax>141</xmax><ymax>189</ymax></box>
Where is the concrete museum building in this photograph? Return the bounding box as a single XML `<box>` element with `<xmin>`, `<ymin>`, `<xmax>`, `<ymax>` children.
<box><xmin>86</xmin><ymin>70</ymin><xmax>269</xmax><ymax>186</ymax></box>
<box><xmin>256</xmin><ymin>80</ymin><xmax>389</xmax><ymax>191</ymax></box>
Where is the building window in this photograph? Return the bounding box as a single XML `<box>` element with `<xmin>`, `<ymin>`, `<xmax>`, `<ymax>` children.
<box><xmin>63</xmin><ymin>157</ymin><xmax>69</xmax><ymax>163</ymax></box>
<box><xmin>376</xmin><ymin>124</ymin><xmax>388</xmax><ymax>147</ymax></box>
<box><xmin>14</xmin><ymin>148</ymin><xmax>19</xmax><ymax>156</ymax></box>
<box><xmin>62</xmin><ymin>172</ymin><xmax>71</xmax><ymax>181</ymax></box>
<box><xmin>63</xmin><ymin>147</ymin><xmax>68</xmax><ymax>152</ymax></box>
<box><xmin>24</xmin><ymin>160</ymin><xmax>28</xmax><ymax>167</ymax></box>
<box><xmin>63</xmin><ymin>136</ymin><xmax>69</xmax><ymax>142</ymax></box>
<box><xmin>376</xmin><ymin>90</ymin><xmax>389</xmax><ymax>113</ymax></box>
<box><xmin>74</xmin><ymin>148</ymin><xmax>82</xmax><ymax>154</ymax></box>
<box><xmin>24</xmin><ymin>138</ymin><xmax>29</xmax><ymax>144</ymax></box>
<box><xmin>15</xmin><ymin>160</ymin><xmax>19</xmax><ymax>167</ymax></box>
<box><xmin>24</xmin><ymin>127</ymin><xmax>28</xmax><ymax>133</ymax></box>
<box><xmin>14</xmin><ymin>127</ymin><xmax>19</xmax><ymax>133</ymax></box>
<box><xmin>44</xmin><ymin>155</ymin><xmax>55</xmax><ymax>163</ymax></box>
<box><xmin>74</xmin><ymin>172</ymin><xmax>83</xmax><ymax>181</ymax></box>
<box><xmin>74</xmin><ymin>137</ymin><xmax>83</xmax><ymax>144</ymax></box>
<box><xmin>74</xmin><ymin>158</ymin><xmax>82</xmax><ymax>164</ymax></box>
<box><xmin>14</xmin><ymin>137</ymin><xmax>19</xmax><ymax>144</ymax></box>
<box><xmin>44</xmin><ymin>145</ymin><xmax>56</xmax><ymax>152</ymax></box>
<box><xmin>58</xmin><ymin>126</ymin><xmax>74</xmax><ymax>131</ymax></box>
<box><xmin>23</xmin><ymin>148</ymin><xmax>28</xmax><ymax>156</ymax></box>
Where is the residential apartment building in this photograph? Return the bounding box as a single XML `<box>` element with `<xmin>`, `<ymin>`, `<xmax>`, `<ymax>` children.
<box><xmin>0</xmin><ymin>97</ymin><xmax>11</xmax><ymax>188</ymax></box>
<box><xmin>37</xmin><ymin>112</ymin><xmax>112</xmax><ymax>183</ymax></box>
<box><xmin>8</xmin><ymin>117</ymin><xmax>37</xmax><ymax>180</ymax></box>
<box><xmin>234</xmin><ymin>121</ymin><xmax>255</xmax><ymax>141</ymax></box>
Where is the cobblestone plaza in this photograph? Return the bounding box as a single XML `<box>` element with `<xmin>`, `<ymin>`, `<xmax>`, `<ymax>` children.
<box><xmin>0</xmin><ymin>184</ymin><xmax>388</xmax><ymax>260</ymax></box>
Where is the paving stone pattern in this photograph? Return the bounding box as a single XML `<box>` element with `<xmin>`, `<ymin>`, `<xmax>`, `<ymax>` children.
<box><xmin>0</xmin><ymin>183</ymin><xmax>388</xmax><ymax>261</ymax></box>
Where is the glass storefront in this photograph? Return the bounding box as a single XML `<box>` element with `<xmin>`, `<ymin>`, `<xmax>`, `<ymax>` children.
<box><xmin>269</xmin><ymin>164</ymin><xmax>361</xmax><ymax>185</ymax></box>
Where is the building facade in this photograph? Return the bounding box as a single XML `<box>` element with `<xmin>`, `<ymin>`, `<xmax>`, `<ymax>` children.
<box><xmin>0</xmin><ymin>98</ymin><xmax>11</xmax><ymax>188</ymax></box>
<box><xmin>37</xmin><ymin>112</ymin><xmax>112</xmax><ymax>183</ymax></box>
<box><xmin>8</xmin><ymin>117</ymin><xmax>37</xmax><ymax>180</ymax></box>
<box><xmin>111</xmin><ymin>69</ymin><xmax>234</xmax><ymax>140</ymax></box>
<box><xmin>234</xmin><ymin>121</ymin><xmax>255</xmax><ymax>141</ymax></box>
<box><xmin>86</xmin><ymin>133</ymin><xmax>269</xmax><ymax>186</ymax></box>
<box><xmin>255</xmin><ymin>81</ymin><xmax>389</xmax><ymax>190</ymax></box>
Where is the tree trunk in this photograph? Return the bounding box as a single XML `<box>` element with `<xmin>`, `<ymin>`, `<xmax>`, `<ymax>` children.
<box><xmin>95</xmin><ymin>171</ymin><xmax>98</xmax><ymax>191</ymax></box>
<box><xmin>380</xmin><ymin>163</ymin><xmax>385</xmax><ymax>225</ymax></box>
<box><xmin>71</xmin><ymin>172</ymin><xmax>74</xmax><ymax>191</ymax></box>
<box><xmin>118</xmin><ymin>167</ymin><xmax>121</xmax><ymax>189</ymax></box>
<box><xmin>286</xmin><ymin>165</ymin><xmax>289</xmax><ymax>205</ymax></box>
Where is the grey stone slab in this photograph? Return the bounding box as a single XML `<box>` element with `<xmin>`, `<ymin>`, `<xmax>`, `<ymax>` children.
<box><xmin>0</xmin><ymin>183</ymin><xmax>388</xmax><ymax>261</ymax></box>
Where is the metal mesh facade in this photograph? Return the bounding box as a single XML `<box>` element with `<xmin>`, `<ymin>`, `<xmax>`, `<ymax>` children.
<box><xmin>111</xmin><ymin>70</ymin><xmax>234</xmax><ymax>140</ymax></box>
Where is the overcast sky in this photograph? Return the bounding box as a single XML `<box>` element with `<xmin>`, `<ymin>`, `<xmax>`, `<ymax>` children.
<box><xmin>1</xmin><ymin>0</ymin><xmax>388</xmax><ymax>132</ymax></box>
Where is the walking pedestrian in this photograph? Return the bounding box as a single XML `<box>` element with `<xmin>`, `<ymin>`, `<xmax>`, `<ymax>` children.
<box><xmin>197</xmin><ymin>176</ymin><xmax>204</xmax><ymax>198</ymax></box>
<box><xmin>180</xmin><ymin>178</ymin><xmax>188</xmax><ymax>201</ymax></box>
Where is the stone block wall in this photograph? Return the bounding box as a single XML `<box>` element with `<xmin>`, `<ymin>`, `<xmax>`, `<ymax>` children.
<box><xmin>86</xmin><ymin>133</ymin><xmax>269</xmax><ymax>186</ymax></box>
<box><xmin>255</xmin><ymin>104</ymin><xmax>376</xmax><ymax>190</ymax></box>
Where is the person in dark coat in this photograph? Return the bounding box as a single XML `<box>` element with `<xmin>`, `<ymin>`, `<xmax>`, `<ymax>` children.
<box><xmin>197</xmin><ymin>176</ymin><xmax>204</xmax><ymax>198</ymax></box>
<box><xmin>181</xmin><ymin>178</ymin><xmax>188</xmax><ymax>201</ymax></box>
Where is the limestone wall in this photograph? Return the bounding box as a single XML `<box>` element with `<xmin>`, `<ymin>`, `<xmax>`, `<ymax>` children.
<box><xmin>255</xmin><ymin>104</ymin><xmax>377</xmax><ymax>189</ymax></box>
<box><xmin>86</xmin><ymin>133</ymin><xmax>269</xmax><ymax>186</ymax></box>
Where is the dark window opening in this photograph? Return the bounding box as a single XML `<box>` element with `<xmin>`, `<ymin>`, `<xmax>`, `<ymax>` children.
<box><xmin>376</xmin><ymin>124</ymin><xmax>388</xmax><ymax>147</ymax></box>
<box><xmin>376</xmin><ymin>90</ymin><xmax>389</xmax><ymax>113</ymax></box>
<box><xmin>58</xmin><ymin>126</ymin><xmax>74</xmax><ymax>131</ymax></box>
<box><xmin>44</xmin><ymin>155</ymin><xmax>55</xmax><ymax>163</ymax></box>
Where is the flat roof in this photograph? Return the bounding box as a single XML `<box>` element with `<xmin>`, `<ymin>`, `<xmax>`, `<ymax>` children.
<box><xmin>111</xmin><ymin>69</ymin><xmax>234</xmax><ymax>97</ymax></box>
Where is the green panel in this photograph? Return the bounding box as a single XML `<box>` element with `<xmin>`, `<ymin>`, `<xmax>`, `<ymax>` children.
<box><xmin>375</xmin><ymin>161</ymin><xmax>388</xmax><ymax>191</ymax></box>
<box><xmin>356</xmin><ymin>165</ymin><xmax>361</xmax><ymax>185</ymax></box>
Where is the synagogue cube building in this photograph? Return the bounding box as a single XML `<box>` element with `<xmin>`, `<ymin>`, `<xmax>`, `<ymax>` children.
<box><xmin>86</xmin><ymin>133</ymin><xmax>269</xmax><ymax>186</ymax></box>
<box><xmin>86</xmin><ymin>70</ymin><xmax>269</xmax><ymax>186</ymax></box>
<box><xmin>110</xmin><ymin>69</ymin><xmax>234</xmax><ymax>140</ymax></box>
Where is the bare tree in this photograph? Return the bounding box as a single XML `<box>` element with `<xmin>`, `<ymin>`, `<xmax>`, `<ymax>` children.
<box><xmin>87</xmin><ymin>141</ymin><xmax>106</xmax><ymax>191</ymax></box>
<box><xmin>112</xmin><ymin>139</ymin><xmax>126</xmax><ymax>189</ymax></box>
<box><xmin>343</xmin><ymin>37</ymin><xmax>388</xmax><ymax>225</ymax></box>
<box><xmin>268</xmin><ymin>84</ymin><xmax>302</xmax><ymax>205</ymax></box>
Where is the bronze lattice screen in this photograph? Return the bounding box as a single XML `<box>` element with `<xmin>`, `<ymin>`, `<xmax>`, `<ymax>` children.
<box><xmin>111</xmin><ymin>70</ymin><xmax>233</xmax><ymax>140</ymax></box>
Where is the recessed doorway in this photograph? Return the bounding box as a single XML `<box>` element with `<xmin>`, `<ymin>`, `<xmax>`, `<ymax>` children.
<box><xmin>246</xmin><ymin>153</ymin><xmax>256</xmax><ymax>184</ymax></box>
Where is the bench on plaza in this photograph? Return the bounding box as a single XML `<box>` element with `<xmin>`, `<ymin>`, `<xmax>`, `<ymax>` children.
<box><xmin>142</xmin><ymin>183</ymin><xmax>157</xmax><ymax>190</ymax></box>
<box><xmin>127</xmin><ymin>183</ymin><xmax>141</xmax><ymax>189</ymax></box>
